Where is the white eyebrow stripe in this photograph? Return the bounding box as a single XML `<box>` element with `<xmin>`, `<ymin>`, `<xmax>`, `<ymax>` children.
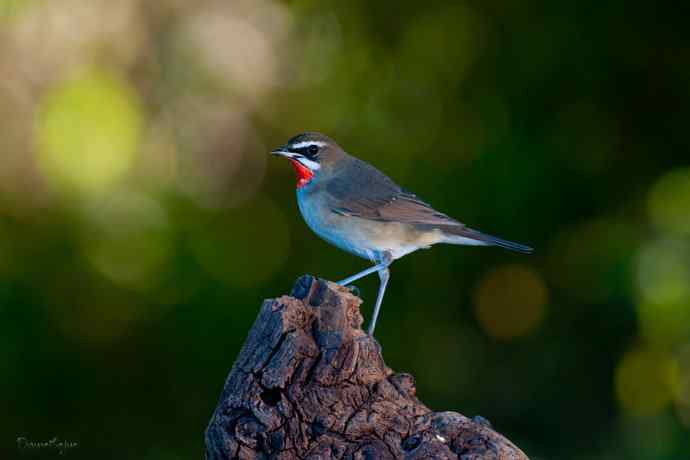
<box><xmin>291</xmin><ymin>141</ymin><xmax>326</xmax><ymax>149</ymax></box>
<box><xmin>297</xmin><ymin>157</ymin><xmax>321</xmax><ymax>170</ymax></box>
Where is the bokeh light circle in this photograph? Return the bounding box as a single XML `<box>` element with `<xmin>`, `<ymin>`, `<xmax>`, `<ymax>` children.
<box><xmin>615</xmin><ymin>348</ymin><xmax>679</xmax><ymax>417</ymax></box>
<box><xmin>474</xmin><ymin>264</ymin><xmax>548</xmax><ymax>340</ymax></box>
<box><xmin>636</xmin><ymin>239</ymin><xmax>690</xmax><ymax>307</ymax></box>
<box><xmin>648</xmin><ymin>168</ymin><xmax>690</xmax><ymax>236</ymax></box>
<box><xmin>80</xmin><ymin>188</ymin><xmax>174</xmax><ymax>291</ymax></box>
<box><xmin>36</xmin><ymin>68</ymin><xmax>143</xmax><ymax>193</ymax></box>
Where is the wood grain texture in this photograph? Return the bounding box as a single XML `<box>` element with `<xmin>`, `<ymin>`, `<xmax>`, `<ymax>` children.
<box><xmin>205</xmin><ymin>276</ymin><xmax>528</xmax><ymax>460</ymax></box>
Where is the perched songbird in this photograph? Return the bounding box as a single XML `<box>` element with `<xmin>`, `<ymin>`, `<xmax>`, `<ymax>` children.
<box><xmin>272</xmin><ymin>132</ymin><xmax>532</xmax><ymax>336</ymax></box>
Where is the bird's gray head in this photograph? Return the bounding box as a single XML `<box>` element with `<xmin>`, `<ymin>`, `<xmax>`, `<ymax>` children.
<box><xmin>271</xmin><ymin>132</ymin><xmax>345</xmax><ymax>188</ymax></box>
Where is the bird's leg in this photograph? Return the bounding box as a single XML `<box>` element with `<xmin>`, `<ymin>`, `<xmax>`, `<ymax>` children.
<box><xmin>337</xmin><ymin>262</ymin><xmax>388</xmax><ymax>286</ymax></box>
<box><xmin>367</xmin><ymin>267</ymin><xmax>390</xmax><ymax>336</ymax></box>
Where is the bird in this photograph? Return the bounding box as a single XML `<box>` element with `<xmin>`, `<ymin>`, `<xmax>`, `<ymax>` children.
<box><xmin>271</xmin><ymin>132</ymin><xmax>532</xmax><ymax>336</ymax></box>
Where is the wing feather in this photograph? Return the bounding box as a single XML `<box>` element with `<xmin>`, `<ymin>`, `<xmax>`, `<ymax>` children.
<box><xmin>322</xmin><ymin>157</ymin><xmax>533</xmax><ymax>253</ymax></box>
<box><xmin>325</xmin><ymin>158</ymin><xmax>461</xmax><ymax>227</ymax></box>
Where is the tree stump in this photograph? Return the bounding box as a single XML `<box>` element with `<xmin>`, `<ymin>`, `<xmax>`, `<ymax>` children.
<box><xmin>205</xmin><ymin>275</ymin><xmax>528</xmax><ymax>460</ymax></box>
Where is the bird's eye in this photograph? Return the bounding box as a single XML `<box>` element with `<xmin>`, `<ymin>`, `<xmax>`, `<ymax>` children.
<box><xmin>307</xmin><ymin>145</ymin><xmax>319</xmax><ymax>156</ymax></box>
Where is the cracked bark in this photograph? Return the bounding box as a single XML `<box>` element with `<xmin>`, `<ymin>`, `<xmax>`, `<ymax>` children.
<box><xmin>205</xmin><ymin>275</ymin><xmax>529</xmax><ymax>460</ymax></box>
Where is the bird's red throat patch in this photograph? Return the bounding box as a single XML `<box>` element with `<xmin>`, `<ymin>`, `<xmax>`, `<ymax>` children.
<box><xmin>289</xmin><ymin>159</ymin><xmax>314</xmax><ymax>189</ymax></box>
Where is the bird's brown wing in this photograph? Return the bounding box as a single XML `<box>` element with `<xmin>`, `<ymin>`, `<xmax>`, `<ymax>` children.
<box><xmin>324</xmin><ymin>158</ymin><xmax>533</xmax><ymax>253</ymax></box>
<box><xmin>324</xmin><ymin>158</ymin><xmax>462</xmax><ymax>227</ymax></box>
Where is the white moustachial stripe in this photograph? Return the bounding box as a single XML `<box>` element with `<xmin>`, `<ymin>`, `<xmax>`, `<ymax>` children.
<box><xmin>297</xmin><ymin>157</ymin><xmax>320</xmax><ymax>170</ymax></box>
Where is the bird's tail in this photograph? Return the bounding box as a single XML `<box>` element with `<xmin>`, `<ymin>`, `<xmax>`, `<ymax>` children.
<box><xmin>440</xmin><ymin>226</ymin><xmax>533</xmax><ymax>254</ymax></box>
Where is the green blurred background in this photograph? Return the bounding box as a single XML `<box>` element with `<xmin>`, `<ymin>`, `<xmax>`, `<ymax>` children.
<box><xmin>1</xmin><ymin>0</ymin><xmax>689</xmax><ymax>458</ymax></box>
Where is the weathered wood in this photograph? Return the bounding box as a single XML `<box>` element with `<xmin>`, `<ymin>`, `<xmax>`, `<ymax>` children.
<box><xmin>205</xmin><ymin>275</ymin><xmax>528</xmax><ymax>460</ymax></box>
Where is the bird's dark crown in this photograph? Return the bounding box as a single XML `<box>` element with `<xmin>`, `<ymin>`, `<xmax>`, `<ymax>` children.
<box><xmin>287</xmin><ymin>132</ymin><xmax>335</xmax><ymax>147</ymax></box>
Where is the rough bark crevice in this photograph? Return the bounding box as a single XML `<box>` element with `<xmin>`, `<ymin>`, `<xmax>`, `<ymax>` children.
<box><xmin>205</xmin><ymin>275</ymin><xmax>528</xmax><ymax>460</ymax></box>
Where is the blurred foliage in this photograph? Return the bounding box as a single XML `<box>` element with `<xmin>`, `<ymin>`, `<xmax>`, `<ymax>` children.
<box><xmin>1</xmin><ymin>0</ymin><xmax>689</xmax><ymax>458</ymax></box>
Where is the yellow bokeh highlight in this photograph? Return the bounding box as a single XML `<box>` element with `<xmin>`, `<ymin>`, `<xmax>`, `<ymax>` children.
<box><xmin>637</xmin><ymin>239</ymin><xmax>690</xmax><ymax>306</ymax></box>
<box><xmin>615</xmin><ymin>348</ymin><xmax>679</xmax><ymax>417</ymax></box>
<box><xmin>80</xmin><ymin>189</ymin><xmax>173</xmax><ymax>291</ymax></box>
<box><xmin>638</xmin><ymin>300</ymin><xmax>690</xmax><ymax>348</ymax></box>
<box><xmin>36</xmin><ymin>68</ymin><xmax>143</xmax><ymax>193</ymax></box>
<box><xmin>0</xmin><ymin>0</ymin><xmax>29</xmax><ymax>20</ymax></box>
<box><xmin>648</xmin><ymin>168</ymin><xmax>690</xmax><ymax>237</ymax></box>
<box><xmin>636</xmin><ymin>240</ymin><xmax>690</xmax><ymax>347</ymax></box>
<box><xmin>474</xmin><ymin>265</ymin><xmax>548</xmax><ymax>340</ymax></box>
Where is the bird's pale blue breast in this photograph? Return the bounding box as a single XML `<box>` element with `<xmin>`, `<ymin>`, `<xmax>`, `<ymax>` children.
<box><xmin>296</xmin><ymin>184</ymin><xmax>375</xmax><ymax>261</ymax></box>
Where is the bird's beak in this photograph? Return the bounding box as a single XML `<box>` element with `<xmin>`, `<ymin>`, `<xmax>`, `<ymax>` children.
<box><xmin>271</xmin><ymin>143</ymin><xmax>321</xmax><ymax>179</ymax></box>
<box><xmin>271</xmin><ymin>145</ymin><xmax>297</xmax><ymax>158</ymax></box>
